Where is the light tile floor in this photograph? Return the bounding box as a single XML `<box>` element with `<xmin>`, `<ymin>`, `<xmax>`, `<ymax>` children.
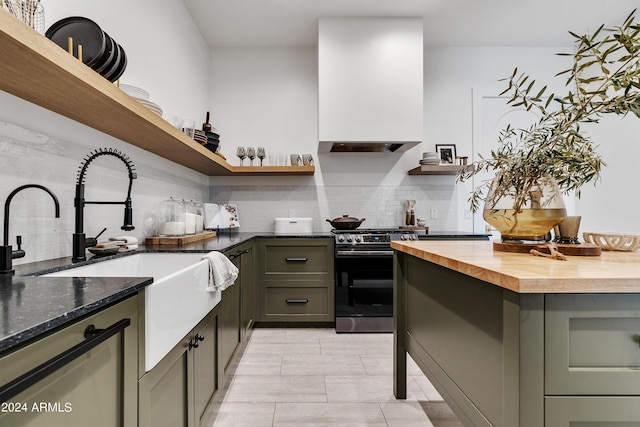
<box><xmin>204</xmin><ymin>328</ymin><xmax>463</xmax><ymax>426</ymax></box>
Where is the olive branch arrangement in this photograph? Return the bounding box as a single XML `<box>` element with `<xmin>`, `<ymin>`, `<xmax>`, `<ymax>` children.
<box><xmin>459</xmin><ymin>9</ymin><xmax>640</xmax><ymax>214</ymax></box>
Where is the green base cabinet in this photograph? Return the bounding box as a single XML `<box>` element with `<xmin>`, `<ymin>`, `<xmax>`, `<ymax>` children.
<box><xmin>139</xmin><ymin>309</ymin><xmax>218</xmax><ymax>427</ymax></box>
<box><xmin>0</xmin><ymin>296</ymin><xmax>139</xmax><ymax>427</ymax></box>
<box><xmin>140</xmin><ymin>242</ymin><xmax>255</xmax><ymax>427</ymax></box>
<box><xmin>257</xmin><ymin>238</ymin><xmax>334</xmax><ymax>323</ymax></box>
<box><xmin>219</xmin><ymin>242</ymin><xmax>254</xmax><ymax>382</ymax></box>
<box><xmin>394</xmin><ymin>252</ymin><xmax>640</xmax><ymax>427</ymax></box>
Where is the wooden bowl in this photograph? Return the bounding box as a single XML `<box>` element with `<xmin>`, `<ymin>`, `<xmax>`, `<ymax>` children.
<box><xmin>582</xmin><ymin>232</ymin><xmax>640</xmax><ymax>251</ymax></box>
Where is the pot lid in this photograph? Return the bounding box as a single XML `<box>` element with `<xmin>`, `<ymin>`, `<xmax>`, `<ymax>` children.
<box><xmin>329</xmin><ymin>215</ymin><xmax>364</xmax><ymax>222</ymax></box>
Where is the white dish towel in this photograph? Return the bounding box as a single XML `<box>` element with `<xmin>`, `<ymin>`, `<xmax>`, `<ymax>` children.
<box><xmin>109</xmin><ymin>236</ymin><xmax>139</xmax><ymax>245</ymax></box>
<box><xmin>201</xmin><ymin>251</ymin><xmax>238</xmax><ymax>292</ymax></box>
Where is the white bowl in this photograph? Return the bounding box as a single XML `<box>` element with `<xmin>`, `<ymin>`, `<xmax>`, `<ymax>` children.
<box><xmin>582</xmin><ymin>232</ymin><xmax>640</xmax><ymax>251</ymax></box>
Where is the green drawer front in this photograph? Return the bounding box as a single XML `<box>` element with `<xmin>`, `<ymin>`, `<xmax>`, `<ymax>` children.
<box><xmin>545</xmin><ymin>396</ymin><xmax>640</xmax><ymax>425</ymax></box>
<box><xmin>545</xmin><ymin>294</ymin><xmax>640</xmax><ymax>395</ymax></box>
<box><xmin>263</xmin><ymin>245</ymin><xmax>329</xmax><ymax>275</ymax></box>
<box><xmin>265</xmin><ymin>287</ymin><xmax>329</xmax><ymax>315</ymax></box>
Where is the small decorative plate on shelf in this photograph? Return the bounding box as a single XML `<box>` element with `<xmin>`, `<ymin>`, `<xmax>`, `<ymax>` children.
<box><xmin>582</xmin><ymin>232</ymin><xmax>640</xmax><ymax>251</ymax></box>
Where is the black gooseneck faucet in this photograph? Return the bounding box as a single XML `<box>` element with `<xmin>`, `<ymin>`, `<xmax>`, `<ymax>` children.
<box><xmin>0</xmin><ymin>184</ymin><xmax>61</xmax><ymax>275</ymax></box>
<box><xmin>73</xmin><ymin>148</ymin><xmax>137</xmax><ymax>262</ymax></box>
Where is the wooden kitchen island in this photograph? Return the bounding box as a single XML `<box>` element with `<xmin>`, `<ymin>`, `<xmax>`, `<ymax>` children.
<box><xmin>391</xmin><ymin>240</ymin><xmax>640</xmax><ymax>426</ymax></box>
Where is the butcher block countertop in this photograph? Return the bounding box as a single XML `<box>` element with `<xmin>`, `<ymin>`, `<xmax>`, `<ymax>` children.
<box><xmin>391</xmin><ymin>240</ymin><xmax>640</xmax><ymax>293</ymax></box>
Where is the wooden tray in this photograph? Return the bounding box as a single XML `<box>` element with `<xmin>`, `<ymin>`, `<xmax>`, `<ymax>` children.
<box><xmin>145</xmin><ymin>231</ymin><xmax>217</xmax><ymax>245</ymax></box>
<box><xmin>493</xmin><ymin>241</ymin><xmax>601</xmax><ymax>256</ymax></box>
<box><xmin>399</xmin><ymin>226</ymin><xmax>428</xmax><ymax>231</ymax></box>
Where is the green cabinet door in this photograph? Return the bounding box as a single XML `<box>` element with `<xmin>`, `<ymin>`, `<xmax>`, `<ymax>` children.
<box><xmin>139</xmin><ymin>335</ymin><xmax>192</xmax><ymax>427</ymax></box>
<box><xmin>219</xmin><ymin>279</ymin><xmax>241</xmax><ymax>378</ymax></box>
<box><xmin>239</xmin><ymin>243</ymin><xmax>255</xmax><ymax>336</ymax></box>
<box><xmin>193</xmin><ymin>312</ymin><xmax>218</xmax><ymax>425</ymax></box>
<box><xmin>545</xmin><ymin>396</ymin><xmax>640</xmax><ymax>425</ymax></box>
<box><xmin>139</xmin><ymin>309</ymin><xmax>220</xmax><ymax>427</ymax></box>
<box><xmin>0</xmin><ymin>296</ymin><xmax>138</xmax><ymax>427</ymax></box>
<box><xmin>545</xmin><ymin>294</ymin><xmax>640</xmax><ymax>395</ymax></box>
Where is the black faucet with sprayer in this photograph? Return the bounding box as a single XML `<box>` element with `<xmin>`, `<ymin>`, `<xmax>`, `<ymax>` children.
<box><xmin>0</xmin><ymin>185</ymin><xmax>61</xmax><ymax>275</ymax></box>
<box><xmin>73</xmin><ymin>148</ymin><xmax>137</xmax><ymax>262</ymax></box>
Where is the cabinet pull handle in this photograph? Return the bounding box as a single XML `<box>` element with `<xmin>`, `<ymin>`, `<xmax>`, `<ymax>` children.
<box><xmin>0</xmin><ymin>318</ymin><xmax>131</xmax><ymax>402</ymax></box>
<box><xmin>189</xmin><ymin>333</ymin><xmax>206</xmax><ymax>350</ymax></box>
<box><xmin>229</xmin><ymin>249</ymin><xmax>249</xmax><ymax>260</ymax></box>
<box><xmin>285</xmin><ymin>257</ymin><xmax>308</xmax><ymax>262</ymax></box>
<box><xmin>285</xmin><ymin>299</ymin><xmax>308</xmax><ymax>304</ymax></box>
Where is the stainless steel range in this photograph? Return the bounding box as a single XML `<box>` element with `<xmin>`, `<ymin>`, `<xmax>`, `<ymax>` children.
<box><xmin>333</xmin><ymin>228</ymin><xmax>418</xmax><ymax>333</ymax></box>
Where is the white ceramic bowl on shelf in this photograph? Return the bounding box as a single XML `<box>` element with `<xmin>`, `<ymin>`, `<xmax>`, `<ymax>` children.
<box><xmin>582</xmin><ymin>232</ymin><xmax>640</xmax><ymax>251</ymax></box>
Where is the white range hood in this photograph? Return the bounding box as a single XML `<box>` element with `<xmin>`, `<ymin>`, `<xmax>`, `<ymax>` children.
<box><xmin>318</xmin><ymin>18</ymin><xmax>423</xmax><ymax>153</ymax></box>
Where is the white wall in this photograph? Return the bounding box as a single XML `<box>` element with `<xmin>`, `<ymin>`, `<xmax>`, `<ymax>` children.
<box><xmin>46</xmin><ymin>0</ymin><xmax>211</xmax><ymax>121</ymax></box>
<box><xmin>207</xmin><ymin>45</ymin><xmax>592</xmax><ymax>233</ymax></box>
<box><xmin>575</xmin><ymin>114</ymin><xmax>640</xmax><ymax>233</ymax></box>
<box><xmin>0</xmin><ymin>0</ymin><xmax>211</xmax><ymax>264</ymax></box>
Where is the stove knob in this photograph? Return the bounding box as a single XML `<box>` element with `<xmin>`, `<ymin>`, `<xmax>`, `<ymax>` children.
<box><xmin>337</xmin><ymin>235</ymin><xmax>345</xmax><ymax>242</ymax></box>
<box><xmin>400</xmin><ymin>235</ymin><xmax>406</xmax><ymax>240</ymax></box>
<box><xmin>355</xmin><ymin>236</ymin><xmax>362</xmax><ymax>242</ymax></box>
<box><xmin>346</xmin><ymin>235</ymin><xmax>353</xmax><ymax>242</ymax></box>
<box><xmin>411</xmin><ymin>235</ymin><xmax>417</xmax><ymax>240</ymax></box>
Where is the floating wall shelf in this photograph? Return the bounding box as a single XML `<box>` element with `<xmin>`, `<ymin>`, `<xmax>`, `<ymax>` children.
<box><xmin>408</xmin><ymin>165</ymin><xmax>467</xmax><ymax>175</ymax></box>
<box><xmin>0</xmin><ymin>12</ymin><xmax>314</xmax><ymax>177</ymax></box>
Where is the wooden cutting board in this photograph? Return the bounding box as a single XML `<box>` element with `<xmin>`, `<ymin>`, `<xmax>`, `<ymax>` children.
<box><xmin>145</xmin><ymin>231</ymin><xmax>217</xmax><ymax>245</ymax></box>
<box><xmin>493</xmin><ymin>241</ymin><xmax>602</xmax><ymax>256</ymax></box>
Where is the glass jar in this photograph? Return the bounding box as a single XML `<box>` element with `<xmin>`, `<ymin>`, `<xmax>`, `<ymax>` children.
<box><xmin>193</xmin><ymin>200</ymin><xmax>205</xmax><ymax>234</ymax></box>
<box><xmin>183</xmin><ymin>199</ymin><xmax>196</xmax><ymax>235</ymax></box>
<box><xmin>158</xmin><ymin>197</ymin><xmax>186</xmax><ymax>237</ymax></box>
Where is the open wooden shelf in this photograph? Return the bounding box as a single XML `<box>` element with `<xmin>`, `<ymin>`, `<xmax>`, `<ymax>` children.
<box><xmin>0</xmin><ymin>11</ymin><xmax>315</xmax><ymax>177</ymax></box>
<box><xmin>230</xmin><ymin>165</ymin><xmax>315</xmax><ymax>175</ymax></box>
<box><xmin>408</xmin><ymin>164</ymin><xmax>467</xmax><ymax>175</ymax></box>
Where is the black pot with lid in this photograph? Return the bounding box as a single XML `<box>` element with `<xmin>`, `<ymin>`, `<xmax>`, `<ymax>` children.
<box><xmin>326</xmin><ymin>215</ymin><xmax>366</xmax><ymax>230</ymax></box>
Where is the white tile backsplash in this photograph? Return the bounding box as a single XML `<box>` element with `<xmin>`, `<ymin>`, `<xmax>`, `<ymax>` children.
<box><xmin>210</xmin><ymin>183</ymin><xmax>459</xmax><ymax>233</ymax></box>
<box><xmin>0</xmin><ymin>119</ymin><xmax>209</xmax><ymax>266</ymax></box>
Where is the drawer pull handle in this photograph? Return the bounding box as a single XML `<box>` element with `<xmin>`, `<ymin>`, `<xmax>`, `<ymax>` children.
<box><xmin>285</xmin><ymin>257</ymin><xmax>308</xmax><ymax>262</ymax></box>
<box><xmin>229</xmin><ymin>249</ymin><xmax>249</xmax><ymax>260</ymax></box>
<box><xmin>0</xmin><ymin>318</ymin><xmax>130</xmax><ymax>402</ymax></box>
<box><xmin>286</xmin><ymin>299</ymin><xmax>308</xmax><ymax>304</ymax></box>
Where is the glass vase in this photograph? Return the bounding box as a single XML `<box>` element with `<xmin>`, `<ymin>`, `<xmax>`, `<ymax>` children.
<box><xmin>482</xmin><ymin>174</ymin><xmax>567</xmax><ymax>243</ymax></box>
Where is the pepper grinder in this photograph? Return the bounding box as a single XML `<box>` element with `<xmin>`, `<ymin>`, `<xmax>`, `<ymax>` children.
<box><xmin>202</xmin><ymin>111</ymin><xmax>212</xmax><ymax>132</ymax></box>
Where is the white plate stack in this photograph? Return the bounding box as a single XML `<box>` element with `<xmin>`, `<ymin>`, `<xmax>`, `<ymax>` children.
<box><xmin>419</xmin><ymin>152</ymin><xmax>440</xmax><ymax>165</ymax></box>
<box><xmin>120</xmin><ymin>83</ymin><xmax>163</xmax><ymax>116</ymax></box>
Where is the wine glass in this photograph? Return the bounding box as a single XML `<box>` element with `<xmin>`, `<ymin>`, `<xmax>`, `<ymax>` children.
<box><xmin>247</xmin><ymin>147</ymin><xmax>256</xmax><ymax>166</ymax></box>
<box><xmin>256</xmin><ymin>147</ymin><xmax>266</xmax><ymax>166</ymax></box>
<box><xmin>236</xmin><ymin>146</ymin><xmax>246</xmax><ymax>166</ymax></box>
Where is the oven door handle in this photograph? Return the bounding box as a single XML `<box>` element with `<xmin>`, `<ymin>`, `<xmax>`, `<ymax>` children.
<box><xmin>336</xmin><ymin>250</ymin><xmax>394</xmax><ymax>256</ymax></box>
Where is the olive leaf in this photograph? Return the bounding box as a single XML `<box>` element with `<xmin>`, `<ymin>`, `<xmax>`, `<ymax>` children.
<box><xmin>459</xmin><ymin>9</ymin><xmax>640</xmax><ymax>214</ymax></box>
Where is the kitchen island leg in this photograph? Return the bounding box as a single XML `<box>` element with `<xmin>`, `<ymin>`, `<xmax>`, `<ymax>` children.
<box><xmin>393</xmin><ymin>252</ymin><xmax>407</xmax><ymax>398</ymax></box>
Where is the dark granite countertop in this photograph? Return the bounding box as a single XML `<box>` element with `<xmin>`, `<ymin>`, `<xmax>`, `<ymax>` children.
<box><xmin>0</xmin><ymin>231</ymin><xmax>333</xmax><ymax>355</ymax></box>
<box><xmin>0</xmin><ymin>230</ymin><xmax>484</xmax><ymax>355</ymax></box>
<box><xmin>0</xmin><ymin>275</ymin><xmax>152</xmax><ymax>355</ymax></box>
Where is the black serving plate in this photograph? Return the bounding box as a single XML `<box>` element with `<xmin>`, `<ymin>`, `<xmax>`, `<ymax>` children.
<box><xmin>46</xmin><ymin>17</ymin><xmax>106</xmax><ymax>67</ymax></box>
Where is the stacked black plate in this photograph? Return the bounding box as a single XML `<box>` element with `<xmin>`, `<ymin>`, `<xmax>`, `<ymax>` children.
<box><xmin>46</xmin><ymin>17</ymin><xmax>127</xmax><ymax>82</ymax></box>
